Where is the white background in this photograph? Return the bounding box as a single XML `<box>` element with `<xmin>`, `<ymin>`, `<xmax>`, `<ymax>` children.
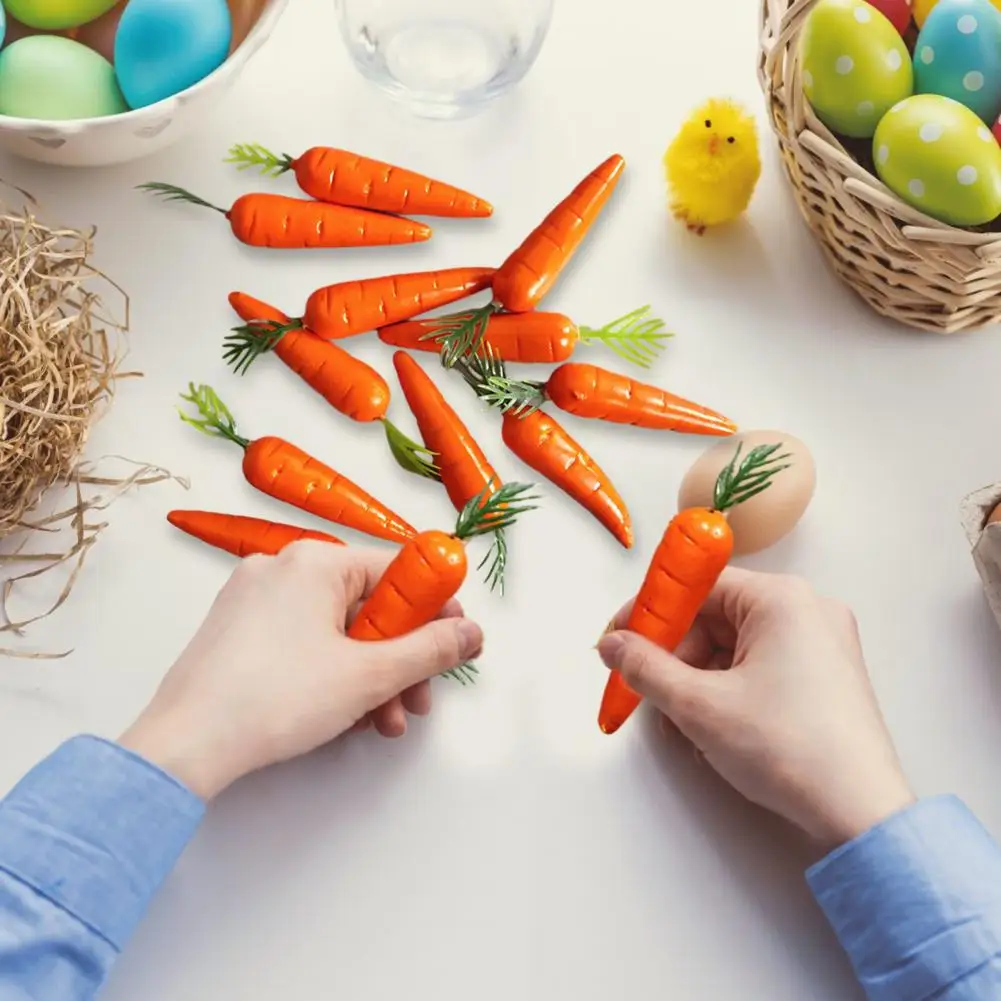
<box><xmin>2</xmin><ymin>0</ymin><xmax>1001</xmax><ymax>998</ymax></box>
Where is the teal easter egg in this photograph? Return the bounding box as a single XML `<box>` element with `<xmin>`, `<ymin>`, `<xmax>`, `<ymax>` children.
<box><xmin>3</xmin><ymin>0</ymin><xmax>119</xmax><ymax>30</ymax></box>
<box><xmin>801</xmin><ymin>0</ymin><xmax>914</xmax><ymax>138</ymax></box>
<box><xmin>0</xmin><ymin>35</ymin><xmax>127</xmax><ymax>119</ymax></box>
<box><xmin>0</xmin><ymin>6</ymin><xmax>6</xmax><ymax>47</ymax></box>
<box><xmin>873</xmin><ymin>93</ymin><xmax>1001</xmax><ymax>224</ymax></box>
<box><xmin>914</xmin><ymin>0</ymin><xmax>1001</xmax><ymax>123</ymax></box>
<box><xmin>113</xmin><ymin>0</ymin><xmax>232</xmax><ymax>109</ymax></box>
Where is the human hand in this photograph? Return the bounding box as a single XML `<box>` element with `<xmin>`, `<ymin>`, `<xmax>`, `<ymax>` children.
<box><xmin>119</xmin><ymin>542</ymin><xmax>484</xmax><ymax>801</ymax></box>
<box><xmin>597</xmin><ymin>568</ymin><xmax>914</xmax><ymax>851</ymax></box>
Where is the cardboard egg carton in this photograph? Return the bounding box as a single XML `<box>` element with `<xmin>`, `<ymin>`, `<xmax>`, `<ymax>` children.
<box><xmin>961</xmin><ymin>483</ymin><xmax>1001</xmax><ymax>631</ymax></box>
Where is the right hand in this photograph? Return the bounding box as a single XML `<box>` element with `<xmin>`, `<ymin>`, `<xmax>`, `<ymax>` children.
<box><xmin>597</xmin><ymin>567</ymin><xmax>915</xmax><ymax>851</ymax></box>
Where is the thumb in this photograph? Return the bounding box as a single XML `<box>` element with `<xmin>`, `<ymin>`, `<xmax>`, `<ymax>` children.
<box><xmin>362</xmin><ymin>617</ymin><xmax>484</xmax><ymax>693</ymax></box>
<box><xmin>598</xmin><ymin>631</ymin><xmax>721</xmax><ymax>731</ymax></box>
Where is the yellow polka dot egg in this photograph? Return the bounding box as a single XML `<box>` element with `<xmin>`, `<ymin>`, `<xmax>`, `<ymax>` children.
<box><xmin>800</xmin><ymin>0</ymin><xmax>914</xmax><ymax>138</ymax></box>
<box><xmin>914</xmin><ymin>0</ymin><xmax>1001</xmax><ymax>123</ymax></box>
<box><xmin>873</xmin><ymin>93</ymin><xmax>1001</xmax><ymax>224</ymax></box>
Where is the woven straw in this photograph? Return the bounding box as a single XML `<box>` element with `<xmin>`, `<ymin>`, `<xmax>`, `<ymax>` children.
<box><xmin>759</xmin><ymin>0</ymin><xmax>1001</xmax><ymax>333</ymax></box>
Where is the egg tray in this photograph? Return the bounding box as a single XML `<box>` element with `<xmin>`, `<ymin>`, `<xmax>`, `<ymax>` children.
<box><xmin>961</xmin><ymin>482</ymin><xmax>1001</xmax><ymax>632</ymax></box>
<box><xmin>759</xmin><ymin>0</ymin><xmax>1001</xmax><ymax>334</ymax></box>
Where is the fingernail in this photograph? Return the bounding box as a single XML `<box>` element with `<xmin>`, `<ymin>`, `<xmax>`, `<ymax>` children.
<box><xmin>456</xmin><ymin>620</ymin><xmax>483</xmax><ymax>660</ymax></box>
<box><xmin>597</xmin><ymin>632</ymin><xmax>625</xmax><ymax>667</ymax></box>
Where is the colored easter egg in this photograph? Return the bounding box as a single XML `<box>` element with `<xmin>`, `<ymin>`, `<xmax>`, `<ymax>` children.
<box><xmin>914</xmin><ymin>0</ymin><xmax>1001</xmax><ymax>25</ymax></box>
<box><xmin>869</xmin><ymin>0</ymin><xmax>914</xmax><ymax>33</ymax></box>
<box><xmin>992</xmin><ymin>110</ymin><xmax>1001</xmax><ymax>142</ymax></box>
<box><xmin>801</xmin><ymin>0</ymin><xmax>914</xmax><ymax>138</ymax></box>
<box><xmin>0</xmin><ymin>35</ymin><xmax>127</xmax><ymax>119</ymax></box>
<box><xmin>3</xmin><ymin>0</ymin><xmax>119</xmax><ymax>30</ymax></box>
<box><xmin>914</xmin><ymin>0</ymin><xmax>1001</xmax><ymax>123</ymax></box>
<box><xmin>227</xmin><ymin>0</ymin><xmax>264</xmax><ymax>52</ymax></box>
<box><xmin>114</xmin><ymin>0</ymin><xmax>232</xmax><ymax>109</ymax></box>
<box><xmin>74</xmin><ymin>0</ymin><xmax>126</xmax><ymax>62</ymax></box>
<box><xmin>873</xmin><ymin>93</ymin><xmax>1001</xmax><ymax>224</ymax></box>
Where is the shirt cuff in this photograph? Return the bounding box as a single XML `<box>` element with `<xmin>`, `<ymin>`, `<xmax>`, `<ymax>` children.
<box><xmin>0</xmin><ymin>734</ymin><xmax>205</xmax><ymax>951</ymax></box>
<box><xmin>807</xmin><ymin>795</ymin><xmax>1001</xmax><ymax>1001</ymax></box>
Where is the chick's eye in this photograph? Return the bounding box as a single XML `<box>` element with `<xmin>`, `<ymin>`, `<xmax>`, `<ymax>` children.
<box><xmin>704</xmin><ymin>119</ymin><xmax>712</xmax><ymax>128</ymax></box>
<box><xmin>727</xmin><ymin>136</ymin><xmax>736</xmax><ymax>144</ymax></box>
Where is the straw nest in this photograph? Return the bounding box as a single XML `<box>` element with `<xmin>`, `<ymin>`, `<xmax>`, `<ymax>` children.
<box><xmin>759</xmin><ymin>0</ymin><xmax>1001</xmax><ymax>334</ymax></box>
<box><xmin>0</xmin><ymin>190</ymin><xmax>179</xmax><ymax>655</ymax></box>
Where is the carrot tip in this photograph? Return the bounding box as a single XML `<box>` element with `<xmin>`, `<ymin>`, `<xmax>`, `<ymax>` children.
<box><xmin>599</xmin><ymin>719</ymin><xmax>621</xmax><ymax>735</ymax></box>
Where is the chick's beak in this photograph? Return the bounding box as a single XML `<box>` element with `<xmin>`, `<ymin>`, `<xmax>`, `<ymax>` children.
<box><xmin>708</xmin><ymin>134</ymin><xmax>721</xmax><ymax>155</ymax></box>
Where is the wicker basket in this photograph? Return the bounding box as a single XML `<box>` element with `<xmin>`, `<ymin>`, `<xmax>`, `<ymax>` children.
<box><xmin>759</xmin><ymin>0</ymin><xmax>1001</xmax><ymax>333</ymax></box>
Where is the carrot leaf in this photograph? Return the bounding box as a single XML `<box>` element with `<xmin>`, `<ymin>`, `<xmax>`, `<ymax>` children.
<box><xmin>453</xmin><ymin>342</ymin><xmax>508</xmax><ymax>403</ymax></box>
<box><xmin>177</xmin><ymin>383</ymin><xmax>249</xmax><ymax>449</ymax></box>
<box><xmin>475</xmin><ymin>374</ymin><xmax>547</xmax><ymax>417</ymax></box>
<box><xmin>444</xmin><ymin>661</ymin><xmax>480</xmax><ymax>685</ymax></box>
<box><xmin>382</xmin><ymin>419</ymin><xmax>440</xmax><ymax>481</ymax></box>
<box><xmin>425</xmin><ymin>303</ymin><xmax>500</xmax><ymax>368</ymax></box>
<box><xmin>455</xmin><ymin>480</ymin><xmax>539</xmax><ymax>541</ymax></box>
<box><xmin>477</xmin><ymin>529</ymin><xmax>509</xmax><ymax>594</ymax></box>
<box><xmin>713</xmin><ymin>442</ymin><xmax>792</xmax><ymax>512</ymax></box>
<box><xmin>578</xmin><ymin>306</ymin><xmax>672</xmax><ymax>369</ymax></box>
<box><xmin>137</xmin><ymin>182</ymin><xmax>227</xmax><ymax>216</ymax></box>
<box><xmin>225</xmin><ymin>142</ymin><xmax>294</xmax><ymax>177</ymax></box>
<box><xmin>223</xmin><ymin>320</ymin><xmax>303</xmax><ymax>375</ymax></box>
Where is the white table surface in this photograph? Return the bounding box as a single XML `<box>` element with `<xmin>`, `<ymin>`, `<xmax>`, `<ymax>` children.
<box><xmin>3</xmin><ymin>1</ymin><xmax>1001</xmax><ymax>998</ymax></box>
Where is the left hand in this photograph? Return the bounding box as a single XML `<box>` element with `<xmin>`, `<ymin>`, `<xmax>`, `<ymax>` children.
<box><xmin>119</xmin><ymin>542</ymin><xmax>483</xmax><ymax>800</ymax></box>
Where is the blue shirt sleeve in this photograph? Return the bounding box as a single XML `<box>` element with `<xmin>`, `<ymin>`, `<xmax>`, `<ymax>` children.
<box><xmin>807</xmin><ymin>795</ymin><xmax>1001</xmax><ymax>1001</ymax></box>
<box><xmin>0</xmin><ymin>735</ymin><xmax>204</xmax><ymax>1000</ymax></box>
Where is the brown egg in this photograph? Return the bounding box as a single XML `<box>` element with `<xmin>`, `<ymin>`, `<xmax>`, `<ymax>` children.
<box><xmin>988</xmin><ymin>502</ymin><xmax>1001</xmax><ymax>526</ymax></box>
<box><xmin>678</xmin><ymin>429</ymin><xmax>816</xmax><ymax>555</ymax></box>
<box><xmin>73</xmin><ymin>0</ymin><xmax>126</xmax><ymax>63</ymax></box>
<box><xmin>228</xmin><ymin>0</ymin><xmax>266</xmax><ymax>52</ymax></box>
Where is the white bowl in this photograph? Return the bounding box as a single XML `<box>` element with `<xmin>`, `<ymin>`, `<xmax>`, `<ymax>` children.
<box><xmin>0</xmin><ymin>0</ymin><xmax>289</xmax><ymax>167</ymax></box>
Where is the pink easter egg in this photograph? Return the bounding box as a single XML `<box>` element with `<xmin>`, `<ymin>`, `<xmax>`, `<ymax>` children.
<box><xmin>992</xmin><ymin>113</ymin><xmax>1001</xmax><ymax>146</ymax></box>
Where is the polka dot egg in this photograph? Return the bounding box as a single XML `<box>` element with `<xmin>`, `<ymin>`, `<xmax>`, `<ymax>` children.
<box><xmin>873</xmin><ymin>93</ymin><xmax>1001</xmax><ymax>224</ymax></box>
<box><xmin>914</xmin><ymin>0</ymin><xmax>1001</xmax><ymax>123</ymax></box>
<box><xmin>800</xmin><ymin>0</ymin><xmax>914</xmax><ymax>138</ymax></box>
<box><xmin>914</xmin><ymin>0</ymin><xmax>1001</xmax><ymax>27</ymax></box>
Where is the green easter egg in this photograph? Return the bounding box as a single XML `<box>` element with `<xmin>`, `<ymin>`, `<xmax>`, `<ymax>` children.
<box><xmin>801</xmin><ymin>0</ymin><xmax>914</xmax><ymax>138</ymax></box>
<box><xmin>0</xmin><ymin>36</ymin><xmax>127</xmax><ymax>120</ymax></box>
<box><xmin>873</xmin><ymin>93</ymin><xmax>1001</xmax><ymax>225</ymax></box>
<box><xmin>3</xmin><ymin>0</ymin><xmax>120</xmax><ymax>30</ymax></box>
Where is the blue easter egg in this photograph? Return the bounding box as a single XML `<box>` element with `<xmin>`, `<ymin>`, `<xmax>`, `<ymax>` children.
<box><xmin>113</xmin><ymin>0</ymin><xmax>231</xmax><ymax>109</ymax></box>
<box><xmin>914</xmin><ymin>0</ymin><xmax>1001</xmax><ymax>123</ymax></box>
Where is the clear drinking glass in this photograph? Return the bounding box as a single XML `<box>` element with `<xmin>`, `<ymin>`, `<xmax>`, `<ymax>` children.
<box><xmin>334</xmin><ymin>0</ymin><xmax>554</xmax><ymax>119</ymax></box>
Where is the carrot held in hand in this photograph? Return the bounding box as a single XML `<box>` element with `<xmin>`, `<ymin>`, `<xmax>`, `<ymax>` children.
<box><xmin>457</xmin><ymin>350</ymin><xmax>633</xmax><ymax>549</ymax></box>
<box><xmin>137</xmin><ymin>183</ymin><xmax>431</xmax><ymax>249</ymax></box>
<box><xmin>223</xmin><ymin>267</ymin><xmax>495</xmax><ymax>372</ymax></box>
<box><xmin>481</xmin><ymin>362</ymin><xmax>737</xmax><ymax>436</ymax></box>
<box><xmin>598</xmin><ymin>442</ymin><xmax>792</xmax><ymax>735</ymax></box>
<box><xmin>168</xmin><ymin>510</ymin><xmax>344</xmax><ymax>558</ymax></box>
<box><xmin>227</xmin><ymin>292</ymin><xmax>437</xmax><ymax>479</ymax></box>
<box><xmin>226</xmin><ymin>143</ymin><xmax>493</xmax><ymax>218</ymax></box>
<box><xmin>392</xmin><ymin>350</ymin><xmax>510</xmax><ymax>591</ymax></box>
<box><xmin>349</xmin><ymin>481</ymin><xmax>538</xmax><ymax>684</ymax></box>
<box><xmin>178</xmin><ymin>384</ymin><xmax>417</xmax><ymax>544</ymax></box>
<box><xmin>379</xmin><ymin>305</ymin><xmax>671</xmax><ymax>369</ymax></box>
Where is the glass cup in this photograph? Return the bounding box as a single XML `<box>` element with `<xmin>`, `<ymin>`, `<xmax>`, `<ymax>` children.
<box><xmin>334</xmin><ymin>0</ymin><xmax>554</xmax><ymax>119</ymax></box>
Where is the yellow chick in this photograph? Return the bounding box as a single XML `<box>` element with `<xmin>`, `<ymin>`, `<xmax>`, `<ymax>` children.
<box><xmin>664</xmin><ymin>98</ymin><xmax>761</xmax><ymax>235</ymax></box>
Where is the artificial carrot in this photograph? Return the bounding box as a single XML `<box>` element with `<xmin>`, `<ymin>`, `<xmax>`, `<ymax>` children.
<box><xmin>482</xmin><ymin>362</ymin><xmax>737</xmax><ymax>436</ymax></box>
<box><xmin>227</xmin><ymin>292</ymin><xmax>437</xmax><ymax>478</ymax></box>
<box><xmin>493</xmin><ymin>153</ymin><xmax>625</xmax><ymax>313</ymax></box>
<box><xmin>598</xmin><ymin>442</ymin><xmax>791</xmax><ymax>735</ymax></box>
<box><xmin>137</xmin><ymin>183</ymin><xmax>431</xmax><ymax>249</ymax></box>
<box><xmin>378</xmin><ymin>305</ymin><xmax>672</xmax><ymax>369</ymax></box>
<box><xmin>226</xmin><ymin>143</ymin><xmax>494</xmax><ymax>218</ymax></box>
<box><xmin>392</xmin><ymin>350</ymin><xmax>508</xmax><ymax>590</ymax></box>
<box><xmin>168</xmin><ymin>510</ymin><xmax>344</xmax><ymax>558</ymax></box>
<box><xmin>349</xmin><ymin>481</ymin><xmax>537</xmax><ymax>683</ymax></box>
<box><xmin>177</xmin><ymin>384</ymin><xmax>417</xmax><ymax>545</ymax></box>
<box><xmin>223</xmin><ymin>267</ymin><xmax>495</xmax><ymax>371</ymax></box>
<box><xmin>457</xmin><ymin>352</ymin><xmax>633</xmax><ymax>549</ymax></box>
